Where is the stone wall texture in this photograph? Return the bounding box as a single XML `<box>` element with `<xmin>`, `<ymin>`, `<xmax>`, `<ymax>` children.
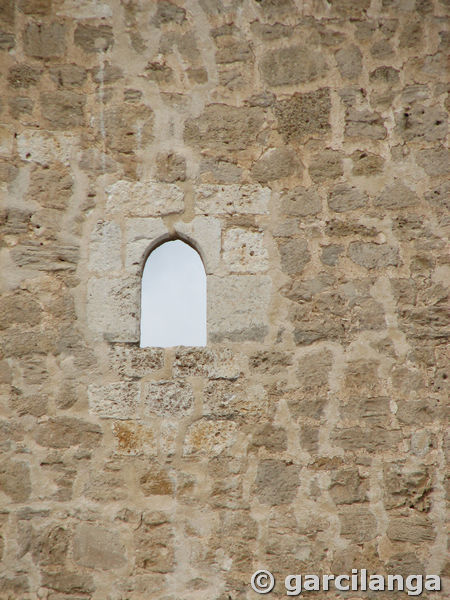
<box><xmin>0</xmin><ymin>0</ymin><xmax>449</xmax><ymax>599</ymax></box>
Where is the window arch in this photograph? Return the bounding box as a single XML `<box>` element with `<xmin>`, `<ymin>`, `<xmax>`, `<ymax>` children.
<box><xmin>140</xmin><ymin>239</ymin><xmax>206</xmax><ymax>347</ymax></box>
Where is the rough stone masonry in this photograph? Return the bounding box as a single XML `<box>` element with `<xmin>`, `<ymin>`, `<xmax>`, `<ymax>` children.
<box><xmin>0</xmin><ymin>0</ymin><xmax>449</xmax><ymax>599</ymax></box>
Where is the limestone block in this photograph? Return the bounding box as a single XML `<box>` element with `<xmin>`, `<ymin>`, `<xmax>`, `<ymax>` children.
<box><xmin>281</xmin><ymin>186</ymin><xmax>321</xmax><ymax>216</ymax></box>
<box><xmin>387</xmin><ymin>515</ymin><xmax>435</xmax><ymax>543</ymax></box>
<box><xmin>109</xmin><ymin>344</ymin><xmax>164</xmax><ymax>378</ymax></box>
<box><xmin>34</xmin><ymin>417</ymin><xmax>102</xmax><ymax>448</ymax></box>
<box><xmin>172</xmin><ymin>347</ymin><xmax>244</xmax><ymax>379</ymax></box>
<box><xmin>223</xmin><ymin>228</ymin><xmax>268</xmax><ymax>273</ymax></box>
<box><xmin>175</xmin><ymin>216</ymin><xmax>221</xmax><ymax>274</ymax></box>
<box><xmin>184</xmin><ymin>104</ymin><xmax>265</xmax><ymax>153</ymax></box>
<box><xmin>88</xmin><ymin>220</ymin><xmax>122</xmax><ymax>272</ymax></box>
<box><xmin>142</xmin><ymin>380</ymin><xmax>194</xmax><ymax>417</ymax></box>
<box><xmin>106</xmin><ymin>181</ymin><xmax>184</xmax><ymax>217</ymax></box>
<box><xmin>348</xmin><ymin>242</ymin><xmax>399</xmax><ymax>269</ymax></box>
<box><xmin>194</xmin><ymin>184</ymin><xmax>270</xmax><ymax>215</ymax></box>
<box><xmin>40</xmin><ymin>91</ymin><xmax>85</xmax><ymax>129</ymax></box>
<box><xmin>335</xmin><ymin>44</ymin><xmax>362</xmax><ymax>80</ymax></box>
<box><xmin>253</xmin><ymin>459</ymin><xmax>300</xmax><ymax>505</ymax></box>
<box><xmin>309</xmin><ymin>149</ymin><xmax>344</xmax><ymax>182</ymax></box>
<box><xmin>74</xmin><ymin>23</ymin><xmax>113</xmax><ymax>53</ymax></box>
<box><xmin>88</xmin><ymin>382</ymin><xmax>140</xmax><ymax>419</ymax></box>
<box><xmin>345</xmin><ymin>109</ymin><xmax>386</xmax><ymax>139</ymax></box>
<box><xmin>23</xmin><ymin>22</ymin><xmax>66</xmax><ymax>58</ymax></box>
<box><xmin>124</xmin><ymin>217</ymin><xmax>167</xmax><ymax>271</ymax></box>
<box><xmin>203</xmin><ymin>382</ymin><xmax>268</xmax><ymax>420</ymax></box>
<box><xmin>0</xmin><ymin>459</ymin><xmax>31</xmax><ymax>502</ymax></box>
<box><xmin>328</xmin><ymin>184</ymin><xmax>368</xmax><ymax>212</ymax></box>
<box><xmin>183</xmin><ymin>419</ymin><xmax>237</xmax><ymax>456</ymax></box>
<box><xmin>208</xmin><ymin>275</ymin><xmax>271</xmax><ymax>342</ymax></box>
<box><xmin>112</xmin><ymin>422</ymin><xmax>157</xmax><ymax>456</ymax></box>
<box><xmin>134</xmin><ymin>512</ymin><xmax>174</xmax><ymax>573</ymax></box>
<box><xmin>374</xmin><ymin>181</ymin><xmax>418</xmax><ymax>209</ymax></box>
<box><xmin>17</xmin><ymin>130</ymin><xmax>75</xmax><ymax>165</ymax></box>
<box><xmin>274</xmin><ymin>89</ymin><xmax>331</xmax><ymax>142</ymax></box>
<box><xmin>278</xmin><ymin>238</ymin><xmax>310</xmax><ymax>274</ymax></box>
<box><xmin>251</xmin><ymin>147</ymin><xmax>301</xmax><ymax>182</ymax></box>
<box><xmin>260</xmin><ymin>45</ymin><xmax>327</xmax><ymax>86</ymax></box>
<box><xmin>339</xmin><ymin>506</ymin><xmax>377</xmax><ymax>542</ymax></box>
<box><xmin>416</xmin><ymin>146</ymin><xmax>450</xmax><ymax>177</ymax></box>
<box><xmin>87</xmin><ymin>275</ymin><xmax>140</xmax><ymax>342</ymax></box>
<box><xmin>73</xmin><ymin>524</ymin><xmax>126</xmax><ymax>569</ymax></box>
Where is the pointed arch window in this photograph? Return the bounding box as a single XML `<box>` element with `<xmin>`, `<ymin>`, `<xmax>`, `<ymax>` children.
<box><xmin>140</xmin><ymin>240</ymin><xmax>206</xmax><ymax>347</ymax></box>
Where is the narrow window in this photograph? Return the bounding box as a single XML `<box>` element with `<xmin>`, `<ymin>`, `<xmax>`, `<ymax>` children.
<box><xmin>140</xmin><ymin>240</ymin><xmax>206</xmax><ymax>347</ymax></box>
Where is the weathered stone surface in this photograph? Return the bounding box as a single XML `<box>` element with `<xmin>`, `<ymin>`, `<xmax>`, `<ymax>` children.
<box><xmin>309</xmin><ymin>149</ymin><xmax>343</xmax><ymax>182</ymax></box>
<box><xmin>88</xmin><ymin>220</ymin><xmax>121</xmax><ymax>272</ymax></box>
<box><xmin>156</xmin><ymin>152</ymin><xmax>186</xmax><ymax>182</ymax></box>
<box><xmin>140</xmin><ymin>465</ymin><xmax>174</xmax><ymax>496</ymax></box>
<box><xmin>88</xmin><ymin>382</ymin><xmax>140</xmax><ymax>419</ymax></box>
<box><xmin>109</xmin><ymin>344</ymin><xmax>164</xmax><ymax>378</ymax></box>
<box><xmin>27</xmin><ymin>163</ymin><xmax>73</xmax><ymax>209</ymax></box>
<box><xmin>351</xmin><ymin>150</ymin><xmax>385</xmax><ymax>175</ymax></box>
<box><xmin>396</xmin><ymin>105</ymin><xmax>447</xmax><ymax>142</ymax></box>
<box><xmin>328</xmin><ymin>183</ymin><xmax>368</xmax><ymax>212</ymax></box>
<box><xmin>106</xmin><ymin>180</ymin><xmax>183</xmax><ymax>217</ymax></box>
<box><xmin>384</xmin><ymin>461</ymin><xmax>432</xmax><ymax>511</ymax></box>
<box><xmin>339</xmin><ymin>506</ymin><xmax>376</xmax><ymax>542</ymax></box>
<box><xmin>274</xmin><ymin>89</ymin><xmax>331</xmax><ymax>142</ymax></box>
<box><xmin>34</xmin><ymin>417</ymin><xmax>102</xmax><ymax>448</ymax></box>
<box><xmin>260</xmin><ymin>45</ymin><xmax>327</xmax><ymax>86</ymax></box>
<box><xmin>332</xmin><ymin>426</ymin><xmax>402</xmax><ymax>452</ymax></box>
<box><xmin>388</xmin><ymin>514</ymin><xmax>435</xmax><ymax>542</ymax></box>
<box><xmin>183</xmin><ymin>419</ymin><xmax>237</xmax><ymax>456</ymax></box>
<box><xmin>8</xmin><ymin>63</ymin><xmax>41</xmax><ymax>88</ymax></box>
<box><xmin>416</xmin><ymin>146</ymin><xmax>450</xmax><ymax>177</ymax></box>
<box><xmin>112</xmin><ymin>421</ymin><xmax>157</xmax><ymax>456</ymax></box>
<box><xmin>253</xmin><ymin>460</ymin><xmax>300</xmax><ymax>505</ymax></box>
<box><xmin>175</xmin><ymin>216</ymin><xmax>221</xmax><ymax>273</ymax></box>
<box><xmin>208</xmin><ymin>275</ymin><xmax>271</xmax><ymax>342</ymax></box>
<box><xmin>87</xmin><ymin>276</ymin><xmax>140</xmax><ymax>342</ymax></box>
<box><xmin>335</xmin><ymin>44</ymin><xmax>362</xmax><ymax>80</ymax></box>
<box><xmin>348</xmin><ymin>242</ymin><xmax>399</xmax><ymax>268</ymax></box>
<box><xmin>134</xmin><ymin>512</ymin><xmax>174</xmax><ymax>573</ymax></box>
<box><xmin>203</xmin><ymin>381</ymin><xmax>268</xmax><ymax>421</ymax></box>
<box><xmin>0</xmin><ymin>459</ymin><xmax>31</xmax><ymax>501</ymax></box>
<box><xmin>23</xmin><ymin>22</ymin><xmax>66</xmax><ymax>58</ymax></box>
<box><xmin>142</xmin><ymin>380</ymin><xmax>194</xmax><ymax>417</ymax></box>
<box><xmin>281</xmin><ymin>186</ymin><xmax>321</xmax><ymax>217</ymax></box>
<box><xmin>374</xmin><ymin>181</ymin><xmax>418</xmax><ymax>210</ymax></box>
<box><xmin>223</xmin><ymin>228</ymin><xmax>268</xmax><ymax>273</ymax></box>
<box><xmin>41</xmin><ymin>91</ymin><xmax>85</xmax><ymax>129</ymax></box>
<box><xmin>74</xmin><ymin>23</ymin><xmax>113</xmax><ymax>53</ymax></box>
<box><xmin>251</xmin><ymin>147</ymin><xmax>300</xmax><ymax>182</ymax></box>
<box><xmin>329</xmin><ymin>467</ymin><xmax>367</xmax><ymax>505</ymax></box>
<box><xmin>49</xmin><ymin>64</ymin><xmax>87</xmax><ymax>88</ymax></box>
<box><xmin>278</xmin><ymin>238</ymin><xmax>310</xmax><ymax>275</ymax></box>
<box><xmin>11</xmin><ymin>241</ymin><xmax>79</xmax><ymax>271</ymax></box>
<box><xmin>346</xmin><ymin>109</ymin><xmax>386</xmax><ymax>139</ymax></box>
<box><xmin>41</xmin><ymin>571</ymin><xmax>94</xmax><ymax>595</ymax></box>
<box><xmin>73</xmin><ymin>524</ymin><xmax>126</xmax><ymax>569</ymax></box>
<box><xmin>184</xmin><ymin>104</ymin><xmax>264</xmax><ymax>153</ymax></box>
<box><xmin>194</xmin><ymin>184</ymin><xmax>269</xmax><ymax>215</ymax></box>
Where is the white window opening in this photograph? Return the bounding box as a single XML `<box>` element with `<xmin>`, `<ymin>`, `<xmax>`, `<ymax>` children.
<box><xmin>140</xmin><ymin>240</ymin><xmax>207</xmax><ymax>347</ymax></box>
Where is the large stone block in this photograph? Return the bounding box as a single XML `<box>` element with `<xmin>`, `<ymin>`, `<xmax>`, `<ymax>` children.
<box><xmin>17</xmin><ymin>130</ymin><xmax>75</xmax><ymax>165</ymax></box>
<box><xmin>89</xmin><ymin>220</ymin><xmax>122</xmax><ymax>272</ymax></box>
<box><xmin>223</xmin><ymin>228</ymin><xmax>268</xmax><ymax>273</ymax></box>
<box><xmin>0</xmin><ymin>459</ymin><xmax>31</xmax><ymax>502</ymax></box>
<box><xmin>278</xmin><ymin>238</ymin><xmax>310</xmax><ymax>275</ymax></box>
<box><xmin>88</xmin><ymin>382</ymin><xmax>140</xmax><ymax>419</ymax></box>
<box><xmin>87</xmin><ymin>275</ymin><xmax>140</xmax><ymax>342</ymax></box>
<box><xmin>281</xmin><ymin>186</ymin><xmax>321</xmax><ymax>217</ymax></box>
<box><xmin>34</xmin><ymin>417</ymin><xmax>102</xmax><ymax>448</ymax></box>
<box><xmin>108</xmin><ymin>344</ymin><xmax>164</xmax><ymax>378</ymax></box>
<box><xmin>41</xmin><ymin>91</ymin><xmax>85</xmax><ymax>129</ymax></box>
<box><xmin>175</xmin><ymin>216</ymin><xmax>221</xmax><ymax>274</ymax></box>
<box><xmin>208</xmin><ymin>275</ymin><xmax>271</xmax><ymax>342</ymax></box>
<box><xmin>106</xmin><ymin>180</ymin><xmax>184</xmax><ymax>217</ymax></box>
<box><xmin>184</xmin><ymin>104</ymin><xmax>265</xmax><ymax>153</ymax></box>
<box><xmin>260</xmin><ymin>45</ymin><xmax>327</xmax><ymax>86</ymax></box>
<box><xmin>183</xmin><ymin>419</ymin><xmax>237</xmax><ymax>456</ymax></box>
<box><xmin>124</xmin><ymin>217</ymin><xmax>168</xmax><ymax>271</ymax></box>
<box><xmin>339</xmin><ymin>506</ymin><xmax>376</xmax><ymax>542</ymax></box>
<box><xmin>274</xmin><ymin>89</ymin><xmax>331</xmax><ymax>142</ymax></box>
<box><xmin>348</xmin><ymin>242</ymin><xmax>399</xmax><ymax>269</ymax></box>
<box><xmin>195</xmin><ymin>184</ymin><xmax>270</xmax><ymax>215</ymax></box>
<box><xmin>73</xmin><ymin>524</ymin><xmax>126</xmax><ymax>569</ymax></box>
<box><xmin>328</xmin><ymin>184</ymin><xmax>368</xmax><ymax>212</ymax></box>
<box><xmin>142</xmin><ymin>380</ymin><xmax>194</xmax><ymax>417</ymax></box>
<box><xmin>251</xmin><ymin>147</ymin><xmax>301</xmax><ymax>182</ymax></box>
<box><xmin>74</xmin><ymin>23</ymin><xmax>113</xmax><ymax>53</ymax></box>
<box><xmin>23</xmin><ymin>22</ymin><xmax>66</xmax><ymax>58</ymax></box>
<box><xmin>374</xmin><ymin>181</ymin><xmax>418</xmax><ymax>210</ymax></box>
<box><xmin>253</xmin><ymin>459</ymin><xmax>300</xmax><ymax>505</ymax></box>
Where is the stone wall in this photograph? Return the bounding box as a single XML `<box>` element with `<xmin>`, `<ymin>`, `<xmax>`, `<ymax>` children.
<box><xmin>0</xmin><ymin>0</ymin><xmax>448</xmax><ymax>598</ymax></box>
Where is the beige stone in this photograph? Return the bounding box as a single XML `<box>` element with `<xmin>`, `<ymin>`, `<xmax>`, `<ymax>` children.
<box><xmin>106</xmin><ymin>180</ymin><xmax>184</xmax><ymax>217</ymax></box>
<box><xmin>142</xmin><ymin>380</ymin><xmax>194</xmax><ymax>417</ymax></box>
<box><xmin>183</xmin><ymin>419</ymin><xmax>238</xmax><ymax>456</ymax></box>
<box><xmin>223</xmin><ymin>228</ymin><xmax>268</xmax><ymax>273</ymax></box>
<box><xmin>88</xmin><ymin>382</ymin><xmax>140</xmax><ymax>419</ymax></box>
<box><xmin>194</xmin><ymin>184</ymin><xmax>270</xmax><ymax>215</ymax></box>
<box><xmin>73</xmin><ymin>524</ymin><xmax>126</xmax><ymax>569</ymax></box>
